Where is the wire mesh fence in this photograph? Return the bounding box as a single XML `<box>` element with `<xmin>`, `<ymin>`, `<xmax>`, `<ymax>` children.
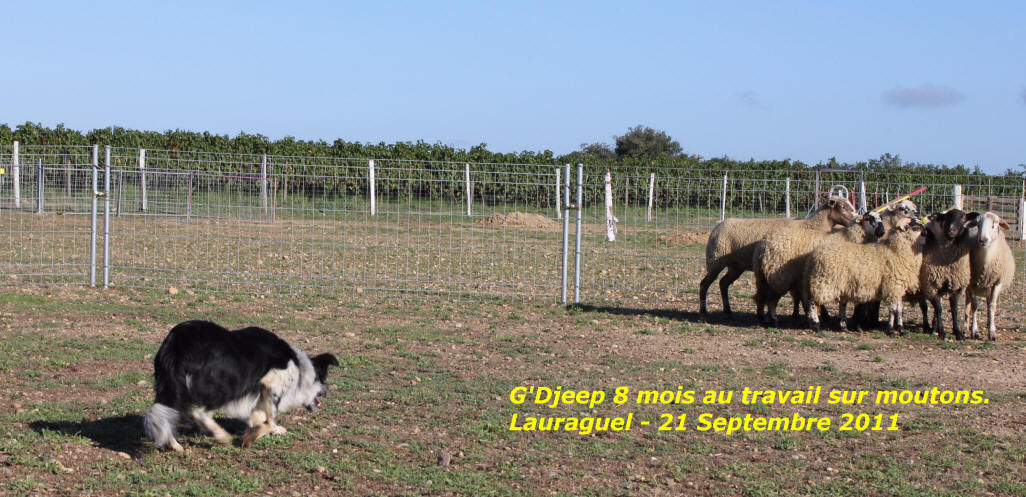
<box><xmin>2</xmin><ymin>144</ymin><xmax>1024</xmax><ymax>329</ymax></box>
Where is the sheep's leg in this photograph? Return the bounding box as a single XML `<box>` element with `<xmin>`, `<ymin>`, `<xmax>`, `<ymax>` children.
<box><xmin>808</xmin><ymin>302</ymin><xmax>822</xmax><ymax>332</ymax></box>
<box><xmin>766</xmin><ymin>293</ymin><xmax>782</xmax><ymax>328</ymax></box>
<box><xmin>918</xmin><ymin>298</ymin><xmax>930</xmax><ymax>334</ymax></box>
<box><xmin>699</xmin><ymin>263</ymin><xmax>725</xmax><ymax>320</ymax></box>
<box><xmin>894</xmin><ymin>301</ymin><xmax>904</xmax><ymax>336</ymax></box>
<box><xmin>790</xmin><ymin>290</ymin><xmax>801</xmax><ymax>319</ymax></box>
<box><xmin>718</xmin><ymin>265</ymin><xmax>744</xmax><ymax>318</ymax></box>
<box><xmin>949</xmin><ymin>291</ymin><xmax>965</xmax><ymax>340</ymax></box>
<box><xmin>885</xmin><ymin>303</ymin><xmax>898</xmax><ymax>337</ymax></box>
<box><xmin>930</xmin><ymin>298</ymin><xmax>944</xmax><ymax>339</ymax></box>
<box><xmin>968</xmin><ymin>293</ymin><xmax>980</xmax><ymax>340</ymax></box>
<box><xmin>987</xmin><ymin>284</ymin><xmax>1003</xmax><ymax>341</ymax></box>
<box><xmin>838</xmin><ymin>302</ymin><xmax>849</xmax><ymax>332</ymax></box>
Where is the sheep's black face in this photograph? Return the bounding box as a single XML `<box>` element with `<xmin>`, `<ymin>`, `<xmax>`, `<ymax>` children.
<box><xmin>929</xmin><ymin>209</ymin><xmax>971</xmax><ymax>240</ymax></box>
<box><xmin>861</xmin><ymin>212</ymin><xmax>885</xmax><ymax>237</ymax></box>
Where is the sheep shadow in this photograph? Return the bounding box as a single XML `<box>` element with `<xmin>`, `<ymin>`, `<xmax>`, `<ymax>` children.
<box><xmin>570</xmin><ymin>303</ymin><xmax>766</xmax><ymax>327</ymax></box>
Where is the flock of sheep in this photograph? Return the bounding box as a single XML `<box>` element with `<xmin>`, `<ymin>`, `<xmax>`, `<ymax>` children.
<box><xmin>698</xmin><ymin>194</ymin><xmax>1016</xmax><ymax>340</ymax></box>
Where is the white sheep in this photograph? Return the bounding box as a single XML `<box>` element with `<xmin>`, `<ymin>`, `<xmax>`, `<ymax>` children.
<box><xmin>965</xmin><ymin>211</ymin><xmax>1016</xmax><ymax>340</ymax></box>
<box><xmin>699</xmin><ymin>196</ymin><xmax>858</xmax><ymax>320</ymax></box>
<box><xmin>803</xmin><ymin>222</ymin><xmax>925</xmax><ymax>336</ymax></box>
<box><xmin>919</xmin><ymin>209</ymin><xmax>975</xmax><ymax>340</ymax></box>
<box><xmin>753</xmin><ymin>211</ymin><xmax>886</xmax><ymax>327</ymax></box>
<box><xmin>853</xmin><ymin>200</ymin><xmax>923</xmax><ymax>330</ymax></box>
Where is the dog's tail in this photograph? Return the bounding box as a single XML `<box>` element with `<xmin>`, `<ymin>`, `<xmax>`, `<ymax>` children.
<box><xmin>143</xmin><ymin>403</ymin><xmax>180</xmax><ymax>450</ymax></box>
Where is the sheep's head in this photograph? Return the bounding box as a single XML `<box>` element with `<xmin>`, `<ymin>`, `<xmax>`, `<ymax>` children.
<box><xmin>926</xmin><ymin>208</ymin><xmax>972</xmax><ymax>241</ymax></box>
<box><xmin>892</xmin><ymin>217</ymin><xmax>927</xmax><ymax>251</ymax></box>
<box><xmin>858</xmin><ymin>211</ymin><xmax>885</xmax><ymax>238</ymax></box>
<box><xmin>825</xmin><ymin>196</ymin><xmax>858</xmax><ymax>227</ymax></box>
<box><xmin>972</xmin><ymin>211</ymin><xmax>1010</xmax><ymax>248</ymax></box>
<box><xmin>887</xmin><ymin>200</ymin><xmax>919</xmax><ymax>221</ymax></box>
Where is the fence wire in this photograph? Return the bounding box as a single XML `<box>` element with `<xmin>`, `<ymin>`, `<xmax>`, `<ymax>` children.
<box><xmin>2</xmin><ymin>145</ymin><xmax>1024</xmax><ymax>329</ymax></box>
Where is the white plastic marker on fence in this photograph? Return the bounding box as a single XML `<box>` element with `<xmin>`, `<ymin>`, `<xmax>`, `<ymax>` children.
<box><xmin>556</xmin><ymin>165</ymin><xmax>562</xmax><ymax>220</ymax></box>
<box><xmin>785</xmin><ymin>177</ymin><xmax>791</xmax><ymax>219</ymax></box>
<box><xmin>465</xmin><ymin>163</ymin><xmax>472</xmax><ymax>216</ymax></box>
<box><xmin>953</xmin><ymin>184</ymin><xmax>963</xmax><ymax>210</ymax></box>
<box><xmin>647</xmin><ymin>172</ymin><xmax>655</xmax><ymax>222</ymax></box>
<box><xmin>103</xmin><ymin>145</ymin><xmax>111</xmax><ymax>288</ymax></box>
<box><xmin>369</xmin><ymin>159</ymin><xmax>376</xmax><ymax>216</ymax></box>
<box><xmin>605</xmin><ymin>170</ymin><xmax>618</xmax><ymax>242</ymax></box>
<box><xmin>139</xmin><ymin>148</ymin><xmax>147</xmax><ymax>212</ymax></box>
<box><xmin>90</xmin><ymin>145</ymin><xmax>98</xmax><ymax>287</ymax></box>
<box><xmin>12</xmin><ymin>140</ymin><xmax>19</xmax><ymax>207</ymax></box>
<box><xmin>720</xmin><ymin>174</ymin><xmax>728</xmax><ymax>222</ymax></box>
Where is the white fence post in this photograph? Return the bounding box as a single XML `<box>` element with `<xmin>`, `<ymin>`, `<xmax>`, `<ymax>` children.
<box><xmin>785</xmin><ymin>177</ymin><xmax>791</xmax><ymax>219</ymax></box>
<box><xmin>36</xmin><ymin>160</ymin><xmax>44</xmax><ymax>214</ymax></box>
<box><xmin>12</xmin><ymin>140</ymin><xmax>19</xmax><ymax>207</ymax></box>
<box><xmin>139</xmin><ymin>148</ymin><xmax>147</xmax><ymax>212</ymax></box>
<box><xmin>368</xmin><ymin>159</ymin><xmax>376</xmax><ymax>216</ymax></box>
<box><xmin>555</xmin><ymin>165</ymin><xmax>562</xmax><ymax>220</ymax></box>
<box><xmin>859</xmin><ymin>179</ymin><xmax>867</xmax><ymax>213</ymax></box>
<box><xmin>260</xmin><ymin>154</ymin><xmax>268</xmax><ymax>213</ymax></box>
<box><xmin>647</xmin><ymin>172</ymin><xmax>655</xmax><ymax>222</ymax></box>
<box><xmin>90</xmin><ymin>145</ymin><xmax>98</xmax><ymax>287</ymax></box>
<box><xmin>1019</xmin><ymin>198</ymin><xmax>1026</xmax><ymax>241</ymax></box>
<box><xmin>465</xmin><ymin>163</ymin><xmax>472</xmax><ymax>216</ymax></box>
<box><xmin>103</xmin><ymin>145</ymin><xmax>111</xmax><ymax>288</ymax></box>
<box><xmin>720</xmin><ymin>173</ymin><xmax>728</xmax><ymax>222</ymax></box>
<box><xmin>605</xmin><ymin>170</ymin><xmax>617</xmax><ymax>242</ymax></box>
<box><xmin>953</xmin><ymin>184</ymin><xmax>963</xmax><ymax>210</ymax></box>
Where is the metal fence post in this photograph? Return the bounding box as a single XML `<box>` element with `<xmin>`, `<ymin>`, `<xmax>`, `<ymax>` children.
<box><xmin>785</xmin><ymin>177</ymin><xmax>791</xmax><ymax>219</ymax></box>
<box><xmin>139</xmin><ymin>148</ymin><xmax>147</xmax><ymax>212</ymax></box>
<box><xmin>647</xmin><ymin>172</ymin><xmax>655</xmax><ymax>222</ymax></box>
<box><xmin>36</xmin><ymin>160</ymin><xmax>44</xmax><ymax>214</ymax></box>
<box><xmin>556</xmin><ymin>165</ymin><xmax>562</xmax><ymax>220</ymax></box>
<box><xmin>260</xmin><ymin>154</ymin><xmax>268</xmax><ymax>213</ymax></box>
<box><xmin>561</xmin><ymin>164</ymin><xmax>570</xmax><ymax>303</ymax></box>
<box><xmin>720</xmin><ymin>173</ymin><xmax>728</xmax><ymax>221</ymax></box>
<box><xmin>574</xmin><ymin>164</ymin><xmax>583</xmax><ymax>304</ymax></box>
<box><xmin>90</xmin><ymin>145</ymin><xmax>98</xmax><ymax>287</ymax></box>
<box><xmin>103</xmin><ymin>146</ymin><xmax>111</xmax><ymax>288</ymax></box>
<box><xmin>953</xmin><ymin>184</ymin><xmax>963</xmax><ymax>210</ymax></box>
<box><xmin>12</xmin><ymin>140</ymin><xmax>19</xmax><ymax>207</ymax></box>
<box><xmin>465</xmin><ymin>163</ymin><xmax>472</xmax><ymax>217</ymax></box>
<box><xmin>369</xmin><ymin>159</ymin><xmax>376</xmax><ymax>216</ymax></box>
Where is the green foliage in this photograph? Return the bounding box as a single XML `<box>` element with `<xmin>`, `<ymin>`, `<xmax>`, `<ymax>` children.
<box><xmin>614</xmin><ymin>125</ymin><xmax>683</xmax><ymax>159</ymax></box>
<box><xmin>2</xmin><ymin>121</ymin><xmax>1023</xmax><ymax>215</ymax></box>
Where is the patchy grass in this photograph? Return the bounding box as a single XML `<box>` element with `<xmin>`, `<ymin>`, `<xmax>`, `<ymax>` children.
<box><xmin>0</xmin><ymin>286</ymin><xmax>1023</xmax><ymax>496</ymax></box>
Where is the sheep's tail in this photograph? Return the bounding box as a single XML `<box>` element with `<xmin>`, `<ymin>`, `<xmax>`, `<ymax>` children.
<box><xmin>143</xmin><ymin>403</ymin><xmax>180</xmax><ymax>449</ymax></box>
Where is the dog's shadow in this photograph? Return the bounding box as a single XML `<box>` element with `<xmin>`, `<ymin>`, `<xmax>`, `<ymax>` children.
<box><xmin>30</xmin><ymin>415</ymin><xmax>147</xmax><ymax>456</ymax></box>
<box><xmin>29</xmin><ymin>416</ymin><xmax>250</xmax><ymax>457</ymax></box>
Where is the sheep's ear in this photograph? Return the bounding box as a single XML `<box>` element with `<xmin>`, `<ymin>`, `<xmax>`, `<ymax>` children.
<box><xmin>999</xmin><ymin>219</ymin><xmax>1010</xmax><ymax>230</ymax></box>
<box><xmin>827</xmin><ymin>198</ymin><xmax>836</xmax><ymax>207</ymax></box>
<box><xmin>928</xmin><ymin>212</ymin><xmax>939</xmax><ymax>221</ymax></box>
<box><xmin>966</xmin><ymin>212</ymin><xmax>980</xmax><ymax>221</ymax></box>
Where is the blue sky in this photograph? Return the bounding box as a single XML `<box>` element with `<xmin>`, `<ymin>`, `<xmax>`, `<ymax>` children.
<box><xmin>2</xmin><ymin>1</ymin><xmax>1024</xmax><ymax>172</ymax></box>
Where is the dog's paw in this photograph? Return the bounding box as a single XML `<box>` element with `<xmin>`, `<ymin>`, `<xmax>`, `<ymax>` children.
<box><xmin>213</xmin><ymin>433</ymin><xmax>232</xmax><ymax>444</ymax></box>
<box><xmin>271</xmin><ymin>425</ymin><xmax>287</xmax><ymax>436</ymax></box>
<box><xmin>240</xmin><ymin>428</ymin><xmax>260</xmax><ymax>448</ymax></box>
<box><xmin>169</xmin><ymin>440</ymin><xmax>184</xmax><ymax>452</ymax></box>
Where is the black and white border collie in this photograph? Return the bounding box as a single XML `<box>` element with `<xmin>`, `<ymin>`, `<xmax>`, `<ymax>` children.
<box><xmin>143</xmin><ymin>320</ymin><xmax>338</xmax><ymax>451</ymax></box>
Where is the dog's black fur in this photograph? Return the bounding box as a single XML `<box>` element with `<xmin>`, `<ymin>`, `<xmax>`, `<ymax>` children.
<box><xmin>144</xmin><ymin>320</ymin><xmax>338</xmax><ymax>450</ymax></box>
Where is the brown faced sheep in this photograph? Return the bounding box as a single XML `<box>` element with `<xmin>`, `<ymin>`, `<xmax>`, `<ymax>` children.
<box><xmin>753</xmin><ymin>211</ymin><xmax>886</xmax><ymax>327</ymax></box>
<box><xmin>965</xmin><ymin>211</ymin><xmax>1016</xmax><ymax>340</ymax></box>
<box><xmin>699</xmin><ymin>196</ymin><xmax>858</xmax><ymax>320</ymax></box>
<box><xmin>920</xmin><ymin>209</ymin><xmax>976</xmax><ymax>340</ymax></box>
<box><xmin>803</xmin><ymin>221</ymin><xmax>925</xmax><ymax>336</ymax></box>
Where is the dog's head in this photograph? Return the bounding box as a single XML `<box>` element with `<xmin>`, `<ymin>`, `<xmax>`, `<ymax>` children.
<box><xmin>305</xmin><ymin>353</ymin><xmax>339</xmax><ymax>412</ymax></box>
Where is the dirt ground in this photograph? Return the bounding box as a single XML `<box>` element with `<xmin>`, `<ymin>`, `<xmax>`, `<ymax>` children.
<box><xmin>1</xmin><ymin>284</ymin><xmax>1025</xmax><ymax>496</ymax></box>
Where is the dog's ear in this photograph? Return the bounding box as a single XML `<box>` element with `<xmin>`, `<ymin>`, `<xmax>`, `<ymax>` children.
<box><xmin>311</xmin><ymin>353</ymin><xmax>339</xmax><ymax>382</ymax></box>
